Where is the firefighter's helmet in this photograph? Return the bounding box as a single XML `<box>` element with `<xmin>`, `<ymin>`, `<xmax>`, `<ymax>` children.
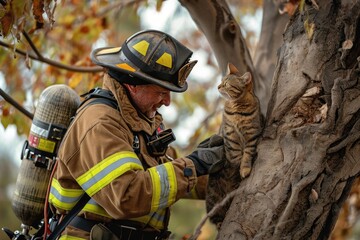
<box><xmin>91</xmin><ymin>30</ymin><xmax>197</xmax><ymax>92</ymax></box>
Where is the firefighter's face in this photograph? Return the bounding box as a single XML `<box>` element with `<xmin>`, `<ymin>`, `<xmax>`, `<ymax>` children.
<box><xmin>125</xmin><ymin>84</ymin><xmax>171</xmax><ymax>118</ymax></box>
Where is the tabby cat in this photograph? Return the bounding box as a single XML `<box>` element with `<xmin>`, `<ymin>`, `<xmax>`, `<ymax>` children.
<box><xmin>206</xmin><ymin>63</ymin><xmax>263</xmax><ymax>229</ymax></box>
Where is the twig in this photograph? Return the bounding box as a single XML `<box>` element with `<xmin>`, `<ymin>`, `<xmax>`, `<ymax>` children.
<box><xmin>22</xmin><ymin>30</ymin><xmax>43</xmax><ymax>59</ymax></box>
<box><xmin>96</xmin><ymin>0</ymin><xmax>144</xmax><ymax>17</ymax></box>
<box><xmin>189</xmin><ymin>187</ymin><xmax>239</xmax><ymax>240</ymax></box>
<box><xmin>0</xmin><ymin>40</ymin><xmax>102</xmax><ymax>73</ymax></box>
<box><xmin>0</xmin><ymin>88</ymin><xmax>34</xmax><ymax>120</ymax></box>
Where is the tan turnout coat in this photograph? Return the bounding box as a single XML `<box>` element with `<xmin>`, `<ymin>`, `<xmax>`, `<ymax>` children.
<box><xmin>49</xmin><ymin>74</ymin><xmax>206</xmax><ymax>239</ymax></box>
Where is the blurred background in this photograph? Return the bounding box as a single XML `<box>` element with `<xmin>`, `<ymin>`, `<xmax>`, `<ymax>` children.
<box><xmin>1</xmin><ymin>1</ymin><xmax>360</xmax><ymax>240</ymax></box>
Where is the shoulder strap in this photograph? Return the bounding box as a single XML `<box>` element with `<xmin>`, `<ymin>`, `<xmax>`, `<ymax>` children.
<box><xmin>46</xmin><ymin>193</ymin><xmax>90</xmax><ymax>240</ymax></box>
<box><xmin>79</xmin><ymin>87</ymin><xmax>118</xmax><ymax>110</ymax></box>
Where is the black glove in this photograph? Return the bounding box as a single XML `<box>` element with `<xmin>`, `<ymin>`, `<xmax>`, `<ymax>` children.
<box><xmin>187</xmin><ymin>134</ymin><xmax>225</xmax><ymax>176</ymax></box>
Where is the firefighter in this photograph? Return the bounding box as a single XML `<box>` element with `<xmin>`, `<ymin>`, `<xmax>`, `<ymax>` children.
<box><xmin>48</xmin><ymin>29</ymin><xmax>224</xmax><ymax>240</ymax></box>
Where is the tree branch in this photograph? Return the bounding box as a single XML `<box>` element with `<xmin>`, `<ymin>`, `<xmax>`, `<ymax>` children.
<box><xmin>0</xmin><ymin>40</ymin><xmax>102</xmax><ymax>73</ymax></box>
<box><xmin>96</xmin><ymin>0</ymin><xmax>143</xmax><ymax>17</ymax></box>
<box><xmin>189</xmin><ymin>187</ymin><xmax>239</xmax><ymax>240</ymax></box>
<box><xmin>22</xmin><ymin>30</ymin><xmax>43</xmax><ymax>60</ymax></box>
<box><xmin>0</xmin><ymin>88</ymin><xmax>34</xmax><ymax>120</ymax></box>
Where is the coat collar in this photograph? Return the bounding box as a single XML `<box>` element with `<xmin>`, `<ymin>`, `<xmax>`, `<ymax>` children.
<box><xmin>102</xmin><ymin>73</ymin><xmax>163</xmax><ymax>135</ymax></box>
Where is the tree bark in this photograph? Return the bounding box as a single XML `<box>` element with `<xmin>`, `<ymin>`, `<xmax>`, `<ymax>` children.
<box><xmin>217</xmin><ymin>1</ymin><xmax>360</xmax><ymax>239</ymax></box>
<box><xmin>253</xmin><ymin>0</ymin><xmax>289</xmax><ymax>114</ymax></box>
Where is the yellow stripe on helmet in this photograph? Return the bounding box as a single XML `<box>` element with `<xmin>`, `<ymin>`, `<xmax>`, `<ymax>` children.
<box><xmin>116</xmin><ymin>63</ymin><xmax>136</xmax><ymax>72</ymax></box>
<box><xmin>156</xmin><ymin>52</ymin><xmax>172</xmax><ymax>68</ymax></box>
<box><xmin>132</xmin><ymin>40</ymin><xmax>149</xmax><ymax>56</ymax></box>
<box><xmin>97</xmin><ymin>47</ymin><xmax>121</xmax><ymax>55</ymax></box>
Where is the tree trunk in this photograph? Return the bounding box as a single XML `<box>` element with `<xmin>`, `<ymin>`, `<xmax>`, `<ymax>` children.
<box><xmin>217</xmin><ymin>1</ymin><xmax>360</xmax><ymax>239</ymax></box>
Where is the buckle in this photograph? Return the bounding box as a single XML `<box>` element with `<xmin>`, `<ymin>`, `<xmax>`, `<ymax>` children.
<box><xmin>20</xmin><ymin>140</ymin><xmax>57</xmax><ymax>170</ymax></box>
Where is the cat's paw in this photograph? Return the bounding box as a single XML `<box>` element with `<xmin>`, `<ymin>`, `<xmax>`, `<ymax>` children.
<box><xmin>240</xmin><ymin>167</ymin><xmax>251</xmax><ymax>179</ymax></box>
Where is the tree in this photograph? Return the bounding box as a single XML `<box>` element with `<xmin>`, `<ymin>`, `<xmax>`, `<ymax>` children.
<box><xmin>1</xmin><ymin>0</ymin><xmax>360</xmax><ymax>239</ymax></box>
<box><xmin>180</xmin><ymin>0</ymin><xmax>360</xmax><ymax>239</ymax></box>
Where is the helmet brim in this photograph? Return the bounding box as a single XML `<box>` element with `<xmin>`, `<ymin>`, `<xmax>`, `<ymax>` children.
<box><xmin>91</xmin><ymin>47</ymin><xmax>189</xmax><ymax>92</ymax></box>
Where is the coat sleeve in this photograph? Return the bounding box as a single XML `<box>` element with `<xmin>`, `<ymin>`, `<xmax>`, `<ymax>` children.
<box><xmin>63</xmin><ymin>118</ymin><xmax>197</xmax><ymax>220</ymax></box>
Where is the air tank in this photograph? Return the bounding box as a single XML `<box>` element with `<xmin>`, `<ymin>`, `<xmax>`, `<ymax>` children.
<box><xmin>11</xmin><ymin>84</ymin><xmax>80</xmax><ymax>226</ymax></box>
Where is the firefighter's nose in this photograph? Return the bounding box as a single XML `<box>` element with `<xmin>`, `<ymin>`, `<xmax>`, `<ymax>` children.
<box><xmin>162</xmin><ymin>92</ymin><xmax>171</xmax><ymax>106</ymax></box>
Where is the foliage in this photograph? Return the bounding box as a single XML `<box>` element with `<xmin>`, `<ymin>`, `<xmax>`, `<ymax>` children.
<box><xmin>0</xmin><ymin>0</ymin><xmax>141</xmax><ymax>135</ymax></box>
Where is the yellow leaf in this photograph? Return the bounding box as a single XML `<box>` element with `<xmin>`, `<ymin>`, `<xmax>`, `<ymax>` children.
<box><xmin>299</xmin><ymin>0</ymin><xmax>306</xmax><ymax>12</ymax></box>
<box><xmin>69</xmin><ymin>73</ymin><xmax>83</xmax><ymax>89</ymax></box>
<box><xmin>156</xmin><ymin>0</ymin><xmax>163</xmax><ymax>11</ymax></box>
<box><xmin>304</xmin><ymin>19</ymin><xmax>315</xmax><ymax>41</ymax></box>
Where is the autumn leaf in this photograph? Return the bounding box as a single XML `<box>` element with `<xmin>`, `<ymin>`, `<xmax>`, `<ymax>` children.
<box><xmin>68</xmin><ymin>73</ymin><xmax>83</xmax><ymax>89</ymax></box>
<box><xmin>156</xmin><ymin>0</ymin><xmax>163</xmax><ymax>11</ymax></box>
<box><xmin>278</xmin><ymin>0</ymin><xmax>301</xmax><ymax>16</ymax></box>
<box><xmin>0</xmin><ymin>9</ymin><xmax>13</xmax><ymax>37</ymax></box>
<box><xmin>304</xmin><ymin>18</ymin><xmax>315</xmax><ymax>41</ymax></box>
<box><xmin>33</xmin><ymin>0</ymin><xmax>45</xmax><ymax>29</ymax></box>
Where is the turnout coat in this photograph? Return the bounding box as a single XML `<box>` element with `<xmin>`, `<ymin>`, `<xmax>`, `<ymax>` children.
<box><xmin>49</xmin><ymin>74</ymin><xmax>206</xmax><ymax>239</ymax></box>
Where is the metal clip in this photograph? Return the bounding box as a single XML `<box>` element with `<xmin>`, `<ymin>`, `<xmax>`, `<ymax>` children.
<box><xmin>133</xmin><ymin>135</ymin><xmax>140</xmax><ymax>153</ymax></box>
<box><xmin>120</xmin><ymin>225</ymin><xmax>137</xmax><ymax>231</ymax></box>
<box><xmin>47</xmin><ymin>157</ymin><xmax>57</xmax><ymax>171</ymax></box>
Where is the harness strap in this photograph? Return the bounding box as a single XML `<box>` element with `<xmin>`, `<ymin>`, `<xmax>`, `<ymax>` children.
<box><xmin>78</xmin><ymin>87</ymin><xmax>118</xmax><ymax>110</ymax></box>
<box><xmin>69</xmin><ymin>216</ymin><xmax>98</xmax><ymax>232</ymax></box>
<box><xmin>47</xmin><ymin>193</ymin><xmax>91</xmax><ymax>240</ymax></box>
<box><xmin>69</xmin><ymin>216</ymin><xmax>171</xmax><ymax>240</ymax></box>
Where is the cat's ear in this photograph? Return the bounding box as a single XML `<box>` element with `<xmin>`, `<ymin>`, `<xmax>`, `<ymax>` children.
<box><xmin>242</xmin><ymin>72</ymin><xmax>253</xmax><ymax>87</ymax></box>
<box><xmin>228</xmin><ymin>63</ymin><xmax>239</xmax><ymax>74</ymax></box>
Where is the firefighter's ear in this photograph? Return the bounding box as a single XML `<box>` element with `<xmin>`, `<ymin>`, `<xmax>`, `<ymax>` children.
<box><xmin>123</xmin><ymin>83</ymin><xmax>137</xmax><ymax>93</ymax></box>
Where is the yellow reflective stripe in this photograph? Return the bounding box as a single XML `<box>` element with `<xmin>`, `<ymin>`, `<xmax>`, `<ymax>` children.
<box><xmin>59</xmin><ymin>235</ymin><xmax>86</xmax><ymax>240</ymax></box>
<box><xmin>76</xmin><ymin>151</ymin><xmax>143</xmax><ymax>196</ymax></box>
<box><xmin>83</xmin><ymin>198</ymin><xmax>111</xmax><ymax>218</ymax></box>
<box><xmin>130</xmin><ymin>209</ymin><xmax>166</xmax><ymax>230</ymax></box>
<box><xmin>164</xmin><ymin>163</ymin><xmax>177</xmax><ymax>205</ymax></box>
<box><xmin>149</xmin><ymin>168</ymin><xmax>161</xmax><ymax>212</ymax></box>
<box><xmin>148</xmin><ymin>162</ymin><xmax>177</xmax><ymax>212</ymax></box>
<box><xmin>148</xmin><ymin>209</ymin><xmax>166</xmax><ymax>229</ymax></box>
<box><xmin>49</xmin><ymin>178</ymin><xmax>84</xmax><ymax>211</ymax></box>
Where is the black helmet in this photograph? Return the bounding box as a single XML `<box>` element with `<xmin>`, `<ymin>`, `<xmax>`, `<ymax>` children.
<box><xmin>91</xmin><ymin>29</ymin><xmax>197</xmax><ymax>92</ymax></box>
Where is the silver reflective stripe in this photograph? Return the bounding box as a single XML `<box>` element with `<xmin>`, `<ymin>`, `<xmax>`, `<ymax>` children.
<box><xmin>155</xmin><ymin>164</ymin><xmax>170</xmax><ymax>209</ymax></box>
<box><xmin>50</xmin><ymin>186</ymin><xmax>82</xmax><ymax>204</ymax></box>
<box><xmin>80</xmin><ymin>157</ymin><xmax>142</xmax><ymax>192</ymax></box>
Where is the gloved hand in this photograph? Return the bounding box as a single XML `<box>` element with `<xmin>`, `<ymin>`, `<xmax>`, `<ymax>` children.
<box><xmin>187</xmin><ymin>134</ymin><xmax>225</xmax><ymax>176</ymax></box>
